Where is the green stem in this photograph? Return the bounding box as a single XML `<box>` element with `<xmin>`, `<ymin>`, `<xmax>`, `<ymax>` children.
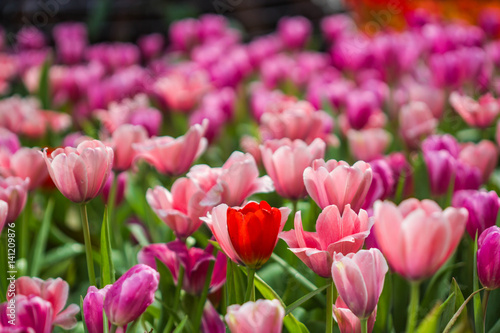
<box><xmin>245</xmin><ymin>267</ymin><xmax>256</xmax><ymax>302</ymax></box>
<box><xmin>20</xmin><ymin>196</ymin><xmax>31</xmax><ymax>264</ymax></box>
<box><xmin>80</xmin><ymin>203</ymin><xmax>96</xmax><ymax>286</ymax></box>
<box><xmin>482</xmin><ymin>289</ymin><xmax>491</xmax><ymax>333</ymax></box>
<box><xmin>326</xmin><ymin>280</ymin><xmax>334</xmax><ymax>333</ymax></box>
<box><xmin>360</xmin><ymin>318</ymin><xmax>368</xmax><ymax>333</ymax></box>
<box><xmin>165</xmin><ymin>265</ymin><xmax>185</xmax><ymax>333</ymax></box>
<box><xmin>225</xmin><ymin>257</ymin><xmax>233</xmax><ymax>307</ymax></box>
<box><xmin>107</xmin><ymin>172</ymin><xmax>121</xmax><ymax>249</ymax></box>
<box><xmin>0</xmin><ymin>234</ymin><xmax>7</xmax><ymax>302</ymax></box>
<box><xmin>194</xmin><ymin>260</ymin><xmax>215</xmax><ymax>331</ymax></box>
<box><xmin>406</xmin><ymin>281</ymin><xmax>420</xmax><ymax>333</ymax></box>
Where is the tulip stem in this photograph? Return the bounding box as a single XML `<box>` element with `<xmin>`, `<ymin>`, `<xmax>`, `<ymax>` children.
<box><xmin>165</xmin><ymin>265</ymin><xmax>185</xmax><ymax>333</ymax></box>
<box><xmin>326</xmin><ymin>280</ymin><xmax>334</xmax><ymax>333</ymax></box>
<box><xmin>406</xmin><ymin>281</ymin><xmax>420</xmax><ymax>333</ymax></box>
<box><xmin>482</xmin><ymin>289</ymin><xmax>490</xmax><ymax>332</ymax></box>
<box><xmin>194</xmin><ymin>260</ymin><xmax>215</xmax><ymax>331</ymax></box>
<box><xmin>107</xmin><ymin>172</ymin><xmax>121</xmax><ymax>249</ymax></box>
<box><xmin>360</xmin><ymin>318</ymin><xmax>368</xmax><ymax>333</ymax></box>
<box><xmin>110</xmin><ymin>325</ymin><xmax>118</xmax><ymax>333</ymax></box>
<box><xmin>245</xmin><ymin>267</ymin><xmax>256</xmax><ymax>302</ymax></box>
<box><xmin>80</xmin><ymin>203</ymin><xmax>96</xmax><ymax>286</ymax></box>
<box><xmin>20</xmin><ymin>195</ymin><xmax>31</xmax><ymax>265</ymax></box>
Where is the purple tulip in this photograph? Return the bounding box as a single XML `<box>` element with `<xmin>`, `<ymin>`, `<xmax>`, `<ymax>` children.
<box><xmin>453</xmin><ymin>190</ymin><xmax>500</xmax><ymax>239</ymax></box>
<box><xmin>104</xmin><ymin>264</ymin><xmax>159</xmax><ymax>327</ymax></box>
<box><xmin>477</xmin><ymin>226</ymin><xmax>500</xmax><ymax>290</ymax></box>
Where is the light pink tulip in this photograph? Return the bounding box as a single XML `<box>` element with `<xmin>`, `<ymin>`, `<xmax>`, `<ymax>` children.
<box><xmin>0</xmin><ymin>201</ymin><xmax>7</xmax><ymax>236</ymax></box>
<box><xmin>133</xmin><ymin>120</ymin><xmax>207</xmax><ymax>176</ymax></box>
<box><xmin>188</xmin><ymin>151</ymin><xmax>273</xmax><ymax>207</ymax></box>
<box><xmin>42</xmin><ymin>140</ymin><xmax>114</xmax><ymax>203</ymax></box>
<box><xmin>405</xmin><ymin>80</ymin><xmax>445</xmax><ymax>119</ymax></box>
<box><xmin>104</xmin><ymin>264</ymin><xmax>159</xmax><ymax>327</ymax></box>
<box><xmin>399</xmin><ymin>101</ymin><xmax>438</xmax><ymax>149</ymax></box>
<box><xmin>202</xmin><ymin>203</ymin><xmax>290</xmax><ymax>266</ymax></box>
<box><xmin>0</xmin><ymin>176</ymin><xmax>29</xmax><ymax>223</ymax></box>
<box><xmin>303</xmin><ymin>159</ymin><xmax>372</xmax><ymax>213</ymax></box>
<box><xmin>280</xmin><ymin>206</ymin><xmax>373</xmax><ymax>278</ymax></box>
<box><xmin>331</xmin><ymin>248</ymin><xmax>388</xmax><ymax>319</ymax></box>
<box><xmin>459</xmin><ymin>140</ymin><xmax>498</xmax><ymax>183</ymax></box>
<box><xmin>450</xmin><ymin>92</ymin><xmax>500</xmax><ymax>128</ymax></box>
<box><xmin>240</xmin><ymin>135</ymin><xmax>262</xmax><ymax>165</ymax></box>
<box><xmin>333</xmin><ymin>297</ymin><xmax>377</xmax><ymax>333</ymax></box>
<box><xmin>109</xmin><ymin>124</ymin><xmax>148</xmax><ymax>171</ymax></box>
<box><xmin>225</xmin><ymin>299</ymin><xmax>284</xmax><ymax>333</ymax></box>
<box><xmin>0</xmin><ymin>128</ymin><xmax>20</xmax><ymax>153</ymax></box>
<box><xmin>347</xmin><ymin>129</ymin><xmax>391</xmax><ymax>161</ymax></box>
<box><xmin>12</xmin><ymin>276</ymin><xmax>80</xmax><ymax>330</ymax></box>
<box><xmin>146</xmin><ymin>178</ymin><xmax>208</xmax><ymax>239</ymax></box>
<box><xmin>9</xmin><ymin>147</ymin><xmax>49</xmax><ymax>190</ymax></box>
<box><xmin>260</xmin><ymin>138</ymin><xmax>326</xmax><ymax>200</ymax></box>
<box><xmin>373</xmin><ymin>199</ymin><xmax>467</xmax><ymax>281</ymax></box>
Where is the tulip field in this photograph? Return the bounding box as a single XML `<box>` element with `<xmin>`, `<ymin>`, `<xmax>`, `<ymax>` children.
<box><xmin>1</xmin><ymin>5</ymin><xmax>500</xmax><ymax>333</ymax></box>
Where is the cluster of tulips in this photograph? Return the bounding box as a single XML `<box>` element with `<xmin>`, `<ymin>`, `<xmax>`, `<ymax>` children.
<box><xmin>1</xmin><ymin>6</ymin><xmax>500</xmax><ymax>333</ymax></box>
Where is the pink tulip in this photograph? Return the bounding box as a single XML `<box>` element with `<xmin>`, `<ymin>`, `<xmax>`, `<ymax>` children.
<box><xmin>1</xmin><ymin>295</ymin><xmax>53</xmax><ymax>333</ymax></box>
<box><xmin>9</xmin><ymin>147</ymin><xmax>49</xmax><ymax>190</ymax></box>
<box><xmin>133</xmin><ymin>121</ymin><xmax>207</xmax><ymax>176</ymax></box>
<box><xmin>404</xmin><ymin>80</ymin><xmax>445</xmax><ymax>119</ymax></box>
<box><xmin>260</xmin><ymin>138</ymin><xmax>326</xmax><ymax>200</ymax></box>
<box><xmin>347</xmin><ymin>129</ymin><xmax>391</xmax><ymax>161</ymax></box>
<box><xmin>240</xmin><ymin>135</ymin><xmax>262</xmax><ymax>165</ymax></box>
<box><xmin>146</xmin><ymin>178</ymin><xmax>208</xmax><ymax>239</ymax></box>
<box><xmin>0</xmin><ymin>200</ymin><xmax>7</xmax><ymax>236</ymax></box>
<box><xmin>373</xmin><ymin>199</ymin><xmax>467</xmax><ymax>281</ymax></box>
<box><xmin>399</xmin><ymin>101</ymin><xmax>438</xmax><ymax>149</ymax></box>
<box><xmin>277</xmin><ymin>16</ymin><xmax>311</xmax><ymax>50</ymax></box>
<box><xmin>225</xmin><ymin>299</ymin><xmax>284</xmax><ymax>333</ymax></box>
<box><xmin>109</xmin><ymin>124</ymin><xmax>148</xmax><ymax>172</ymax></box>
<box><xmin>104</xmin><ymin>264</ymin><xmax>159</xmax><ymax>327</ymax></box>
<box><xmin>331</xmin><ymin>248</ymin><xmax>388</xmax><ymax>319</ymax></box>
<box><xmin>83</xmin><ymin>285</ymin><xmax>112</xmax><ymax>333</ymax></box>
<box><xmin>303</xmin><ymin>159</ymin><xmax>372</xmax><ymax>213</ymax></box>
<box><xmin>0</xmin><ymin>128</ymin><xmax>20</xmax><ymax>153</ymax></box>
<box><xmin>42</xmin><ymin>140</ymin><xmax>114</xmax><ymax>203</ymax></box>
<box><xmin>280</xmin><ymin>206</ymin><xmax>373</xmax><ymax>278</ymax></box>
<box><xmin>0</xmin><ymin>176</ymin><xmax>29</xmax><ymax>223</ymax></box>
<box><xmin>138</xmin><ymin>241</ymin><xmax>226</xmax><ymax>295</ymax></box>
<box><xmin>202</xmin><ymin>203</ymin><xmax>290</xmax><ymax>266</ymax></box>
<box><xmin>450</xmin><ymin>92</ymin><xmax>500</xmax><ymax>128</ymax></box>
<box><xmin>459</xmin><ymin>140</ymin><xmax>498</xmax><ymax>183</ymax></box>
<box><xmin>333</xmin><ymin>297</ymin><xmax>377</xmax><ymax>333</ymax></box>
<box><xmin>12</xmin><ymin>276</ymin><xmax>80</xmax><ymax>330</ymax></box>
<box><xmin>188</xmin><ymin>151</ymin><xmax>273</xmax><ymax>207</ymax></box>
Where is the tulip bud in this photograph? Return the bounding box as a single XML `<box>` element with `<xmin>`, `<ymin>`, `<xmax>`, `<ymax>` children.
<box><xmin>477</xmin><ymin>226</ymin><xmax>500</xmax><ymax>290</ymax></box>
<box><xmin>453</xmin><ymin>190</ymin><xmax>500</xmax><ymax>239</ymax></box>
<box><xmin>104</xmin><ymin>264</ymin><xmax>159</xmax><ymax>327</ymax></box>
<box><xmin>225</xmin><ymin>299</ymin><xmax>284</xmax><ymax>333</ymax></box>
<box><xmin>0</xmin><ymin>176</ymin><xmax>29</xmax><ymax>223</ymax></box>
<box><xmin>83</xmin><ymin>285</ymin><xmax>112</xmax><ymax>333</ymax></box>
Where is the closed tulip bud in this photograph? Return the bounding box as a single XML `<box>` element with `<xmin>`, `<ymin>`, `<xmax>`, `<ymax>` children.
<box><xmin>374</xmin><ymin>199</ymin><xmax>467</xmax><ymax>281</ymax></box>
<box><xmin>83</xmin><ymin>285</ymin><xmax>112</xmax><ymax>333</ymax></box>
<box><xmin>0</xmin><ymin>128</ymin><xmax>20</xmax><ymax>153</ymax></box>
<box><xmin>277</xmin><ymin>16</ymin><xmax>311</xmax><ymax>50</ymax></box>
<box><xmin>9</xmin><ymin>147</ymin><xmax>49</xmax><ymax>190</ymax></box>
<box><xmin>42</xmin><ymin>140</ymin><xmax>114</xmax><ymax>203</ymax></box>
<box><xmin>332</xmin><ymin>248</ymin><xmax>388</xmax><ymax>319</ymax></box>
<box><xmin>304</xmin><ymin>159</ymin><xmax>372</xmax><ymax>213</ymax></box>
<box><xmin>225</xmin><ymin>299</ymin><xmax>284</xmax><ymax>333</ymax></box>
<box><xmin>203</xmin><ymin>201</ymin><xmax>290</xmax><ymax>268</ymax></box>
<box><xmin>347</xmin><ymin>129</ymin><xmax>391</xmax><ymax>162</ymax></box>
<box><xmin>453</xmin><ymin>190</ymin><xmax>500</xmax><ymax>239</ymax></box>
<box><xmin>477</xmin><ymin>226</ymin><xmax>500</xmax><ymax>290</ymax></box>
<box><xmin>0</xmin><ymin>176</ymin><xmax>29</xmax><ymax>223</ymax></box>
<box><xmin>333</xmin><ymin>297</ymin><xmax>377</xmax><ymax>333</ymax></box>
<box><xmin>104</xmin><ymin>264</ymin><xmax>159</xmax><ymax>327</ymax></box>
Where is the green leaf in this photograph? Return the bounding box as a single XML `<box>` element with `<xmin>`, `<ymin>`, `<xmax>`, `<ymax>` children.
<box><xmin>284</xmin><ymin>313</ymin><xmax>310</xmax><ymax>333</ymax></box>
<box><xmin>172</xmin><ymin>315</ymin><xmax>188</xmax><ymax>333</ymax></box>
<box><xmin>416</xmin><ymin>301</ymin><xmax>446</xmax><ymax>333</ymax></box>
<box><xmin>41</xmin><ymin>243</ymin><xmax>84</xmax><ymax>268</ymax></box>
<box><xmin>80</xmin><ymin>296</ymin><xmax>89</xmax><ymax>333</ymax></box>
<box><xmin>285</xmin><ymin>284</ymin><xmax>329</xmax><ymax>315</ymax></box>
<box><xmin>100</xmin><ymin>207</ymin><xmax>115</xmax><ymax>287</ymax></box>
<box><xmin>38</xmin><ymin>59</ymin><xmax>51</xmax><ymax>109</ymax></box>
<box><xmin>489</xmin><ymin>317</ymin><xmax>500</xmax><ymax>333</ymax></box>
<box><xmin>439</xmin><ymin>292</ymin><xmax>457</xmax><ymax>331</ymax></box>
<box><xmin>30</xmin><ymin>198</ymin><xmax>54</xmax><ymax>277</ymax></box>
<box><xmin>375</xmin><ymin>270</ymin><xmax>393</xmax><ymax>332</ymax></box>
<box><xmin>156</xmin><ymin>258</ymin><xmax>176</xmax><ymax>331</ymax></box>
<box><xmin>444</xmin><ymin>287</ymin><xmax>486</xmax><ymax>333</ymax></box>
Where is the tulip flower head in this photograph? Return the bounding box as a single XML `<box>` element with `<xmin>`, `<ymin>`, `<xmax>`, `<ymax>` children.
<box><xmin>333</xmin><ymin>297</ymin><xmax>377</xmax><ymax>333</ymax></box>
<box><xmin>225</xmin><ymin>299</ymin><xmax>285</xmax><ymax>333</ymax></box>
<box><xmin>203</xmin><ymin>201</ymin><xmax>290</xmax><ymax>268</ymax></box>
<box><xmin>477</xmin><ymin>226</ymin><xmax>500</xmax><ymax>290</ymax></box>
<box><xmin>0</xmin><ymin>176</ymin><xmax>29</xmax><ymax>223</ymax></box>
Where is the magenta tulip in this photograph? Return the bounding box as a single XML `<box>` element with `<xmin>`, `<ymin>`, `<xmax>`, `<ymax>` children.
<box><xmin>225</xmin><ymin>299</ymin><xmax>284</xmax><ymax>333</ymax></box>
<box><xmin>133</xmin><ymin>121</ymin><xmax>207</xmax><ymax>176</ymax></box>
<box><xmin>303</xmin><ymin>159</ymin><xmax>372</xmax><ymax>213</ymax></box>
<box><xmin>477</xmin><ymin>226</ymin><xmax>500</xmax><ymax>290</ymax></box>
<box><xmin>83</xmin><ymin>285</ymin><xmax>112</xmax><ymax>333</ymax></box>
<box><xmin>260</xmin><ymin>138</ymin><xmax>326</xmax><ymax>200</ymax></box>
<box><xmin>374</xmin><ymin>199</ymin><xmax>467</xmax><ymax>281</ymax></box>
<box><xmin>453</xmin><ymin>190</ymin><xmax>500</xmax><ymax>239</ymax></box>
<box><xmin>277</xmin><ymin>16</ymin><xmax>311</xmax><ymax>50</ymax></box>
<box><xmin>1</xmin><ymin>295</ymin><xmax>53</xmax><ymax>333</ymax></box>
<box><xmin>331</xmin><ymin>248</ymin><xmax>388</xmax><ymax>319</ymax></box>
<box><xmin>104</xmin><ymin>264</ymin><xmax>159</xmax><ymax>327</ymax></box>
<box><xmin>42</xmin><ymin>140</ymin><xmax>114</xmax><ymax>203</ymax></box>
<box><xmin>280</xmin><ymin>205</ymin><xmax>372</xmax><ymax>278</ymax></box>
